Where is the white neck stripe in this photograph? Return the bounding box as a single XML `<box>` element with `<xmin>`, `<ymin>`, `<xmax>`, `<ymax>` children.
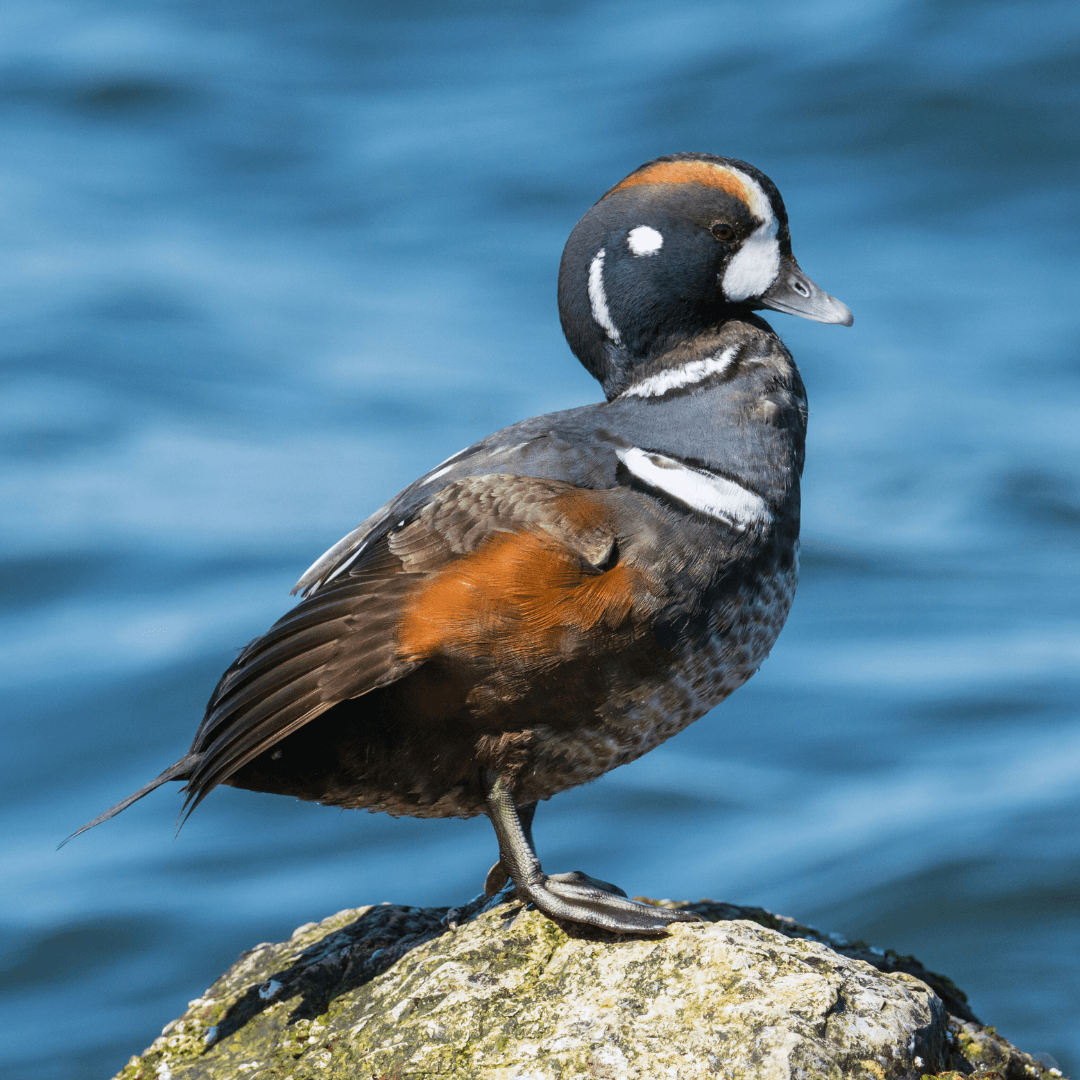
<box><xmin>588</xmin><ymin>249</ymin><xmax>622</xmax><ymax>344</ymax></box>
<box><xmin>616</xmin><ymin>446</ymin><xmax>770</xmax><ymax>531</ymax></box>
<box><xmin>621</xmin><ymin>346</ymin><xmax>738</xmax><ymax>399</ymax></box>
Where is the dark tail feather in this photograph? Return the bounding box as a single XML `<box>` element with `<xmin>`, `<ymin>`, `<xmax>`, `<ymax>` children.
<box><xmin>58</xmin><ymin>753</ymin><xmax>199</xmax><ymax>849</ymax></box>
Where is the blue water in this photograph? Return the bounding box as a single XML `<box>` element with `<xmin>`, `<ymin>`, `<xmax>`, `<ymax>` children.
<box><xmin>1</xmin><ymin>1</ymin><xmax>1078</xmax><ymax>1075</ymax></box>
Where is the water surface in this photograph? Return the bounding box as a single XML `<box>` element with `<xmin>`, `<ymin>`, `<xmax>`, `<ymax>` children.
<box><xmin>1</xmin><ymin>1</ymin><xmax>1078</xmax><ymax>1075</ymax></box>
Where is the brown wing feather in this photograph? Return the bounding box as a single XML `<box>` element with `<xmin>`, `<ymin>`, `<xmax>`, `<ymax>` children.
<box><xmin>72</xmin><ymin>472</ymin><xmax>674</xmax><ymax>836</ymax></box>
<box><xmin>179</xmin><ymin>474</ymin><xmax>644</xmax><ymax>817</ymax></box>
<box><xmin>178</xmin><ymin>539</ymin><xmax>423</xmax><ymax>815</ymax></box>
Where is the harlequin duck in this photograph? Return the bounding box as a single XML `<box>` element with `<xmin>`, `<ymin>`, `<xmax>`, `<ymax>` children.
<box><xmin>72</xmin><ymin>153</ymin><xmax>852</xmax><ymax>935</ymax></box>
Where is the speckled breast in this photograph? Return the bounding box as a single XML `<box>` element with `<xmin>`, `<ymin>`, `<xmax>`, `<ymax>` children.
<box><xmin>514</xmin><ymin>550</ymin><xmax>799</xmax><ymax>806</ymax></box>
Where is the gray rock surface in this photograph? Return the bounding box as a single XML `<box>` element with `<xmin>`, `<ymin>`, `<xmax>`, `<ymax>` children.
<box><xmin>112</xmin><ymin>897</ymin><xmax>1067</xmax><ymax>1080</ymax></box>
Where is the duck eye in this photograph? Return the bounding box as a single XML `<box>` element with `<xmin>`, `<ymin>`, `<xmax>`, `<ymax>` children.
<box><xmin>711</xmin><ymin>223</ymin><xmax>735</xmax><ymax>242</ymax></box>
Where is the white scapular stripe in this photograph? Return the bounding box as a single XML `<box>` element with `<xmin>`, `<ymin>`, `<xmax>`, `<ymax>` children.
<box><xmin>431</xmin><ymin>444</ymin><xmax>470</xmax><ymax>470</ymax></box>
<box><xmin>423</xmin><ymin>463</ymin><xmax>456</xmax><ymax>485</ymax></box>
<box><xmin>319</xmin><ymin>534</ymin><xmax>373</xmax><ymax>586</ymax></box>
<box><xmin>295</xmin><ymin>506</ymin><xmax>392</xmax><ymax>594</ymax></box>
<box><xmin>622</xmin><ymin>345</ymin><xmax>738</xmax><ymax>398</ymax></box>
<box><xmin>616</xmin><ymin>446</ymin><xmax>770</xmax><ymax>530</ymax></box>
<box><xmin>588</xmin><ymin>249</ymin><xmax>621</xmax><ymax>343</ymax></box>
<box><xmin>627</xmin><ymin>224</ymin><xmax>664</xmax><ymax>256</ymax></box>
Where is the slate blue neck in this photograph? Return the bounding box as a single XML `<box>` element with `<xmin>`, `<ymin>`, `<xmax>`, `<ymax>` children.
<box><xmin>595</xmin><ymin>322</ymin><xmax>807</xmax><ymax>511</ymax></box>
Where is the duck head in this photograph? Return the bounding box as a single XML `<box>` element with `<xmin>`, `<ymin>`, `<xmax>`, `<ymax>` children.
<box><xmin>558</xmin><ymin>152</ymin><xmax>852</xmax><ymax>399</ymax></box>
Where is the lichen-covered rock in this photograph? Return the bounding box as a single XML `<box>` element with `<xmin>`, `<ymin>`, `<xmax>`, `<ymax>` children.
<box><xmin>112</xmin><ymin>898</ymin><xmax>1067</xmax><ymax>1080</ymax></box>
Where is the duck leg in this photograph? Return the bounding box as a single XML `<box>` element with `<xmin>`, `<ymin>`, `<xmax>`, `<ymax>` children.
<box><xmin>482</xmin><ymin>769</ymin><xmax>702</xmax><ymax>935</ymax></box>
<box><xmin>483</xmin><ymin>799</ymin><xmax>537</xmax><ymax>895</ymax></box>
<box><xmin>484</xmin><ymin>798</ymin><xmax>630</xmax><ymax>899</ymax></box>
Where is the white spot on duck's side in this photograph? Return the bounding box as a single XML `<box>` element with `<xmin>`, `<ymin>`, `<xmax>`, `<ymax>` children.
<box><xmin>588</xmin><ymin>249</ymin><xmax>621</xmax><ymax>344</ymax></box>
<box><xmin>622</xmin><ymin>345</ymin><xmax>738</xmax><ymax>398</ymax></box>
<box><xmin>616</xmin><ymin>446</ymin><xmax>770</xmax><ymax>530</ymax></box>
<box><xmin>627</xmin><ymin>224</ymin><xmax>663</xmax><ymax>256</ymax></box>
<box><xmin>721</xmin><ymin>167</ymin><xmax>781</xmax><ymax>302</ymax></box>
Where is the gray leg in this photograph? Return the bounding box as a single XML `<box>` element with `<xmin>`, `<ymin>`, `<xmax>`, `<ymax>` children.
<box><xmin>482</xmin><ymin>769</ymin><xmax>703</xmax><ymax>935</ymax></box>
<box><xmin>487</xmin><ymin>801</ymin><xmax>616</xmax><ymax>899</ymax></box>
<box><xmin>484</xmin><ymin>799</ymin><xmax>537</xmax><ymax>895</ymax></box>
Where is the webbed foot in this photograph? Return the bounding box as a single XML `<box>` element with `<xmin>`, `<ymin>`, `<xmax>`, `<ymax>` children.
<box><xmin>521</xmin><ymin>870</ymin><xmax>701</xmax><ymax>935</ymax></box>
<box><xmin>482</xmin><ymin>771</ymin><xmax>703</xmax><ymax>936</ymax></box>
<box><xmin>546</xmin><ymin>870</ymin><xmax>627</xmax><ymax>896</ymax></box>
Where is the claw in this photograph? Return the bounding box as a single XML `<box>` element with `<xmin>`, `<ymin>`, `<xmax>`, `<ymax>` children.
<box><xmin>484</xmin><ymin>860</ymin><xmax>510</xmax><ymax>896</ymax></box>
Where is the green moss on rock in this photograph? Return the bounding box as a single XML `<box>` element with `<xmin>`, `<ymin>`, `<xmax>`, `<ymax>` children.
<box><xmin>112</xmin><ymin>898</ymin><xmax>1068</xmax><ymax>1080</ymax></box>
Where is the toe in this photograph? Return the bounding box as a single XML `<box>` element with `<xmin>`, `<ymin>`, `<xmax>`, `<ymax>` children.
<box><xmin>545</xmin><ymin>870</ymin><xmax>628</xmax><ymax>898</ymax></box>
<box><xmin>525</xmin><ymin>875</ymin><xmax>704</xmax><ymax>935</ymax></box>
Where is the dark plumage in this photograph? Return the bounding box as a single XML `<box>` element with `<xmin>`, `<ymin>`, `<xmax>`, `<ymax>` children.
<box><xmin>72</xmin><ymin>153</ymin><xmax>852</xmax><ymax>934</ymax></box>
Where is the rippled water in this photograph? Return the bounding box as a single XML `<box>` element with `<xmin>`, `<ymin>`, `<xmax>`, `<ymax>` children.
<box><xmin>1</xmin><ymin>1</ymin><xmax>1078</xmax><ymax>1076</ymax></box>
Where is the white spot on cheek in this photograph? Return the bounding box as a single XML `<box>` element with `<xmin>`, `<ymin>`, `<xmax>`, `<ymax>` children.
<box><xmin>588</xmin><ymin>249</ymin><xmax>621</xmax><ymax>344</ymax></box>
<box><xmin>627</xmin><ymin>225</ymin><xmax>663</xmax><ymax>256</ymax></box>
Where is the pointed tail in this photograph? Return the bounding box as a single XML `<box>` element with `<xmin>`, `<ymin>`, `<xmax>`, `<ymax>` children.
<box><xmin>58</xmin><ymin>753</ymin><xmax>199</xmax><ymax>848</ymax></box>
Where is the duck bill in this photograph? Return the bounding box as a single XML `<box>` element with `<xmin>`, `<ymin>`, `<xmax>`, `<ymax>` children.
<box><xmin>756</xmin><ymin>258</ymin><xmax>853</xmax><ymax>326</ymax></box>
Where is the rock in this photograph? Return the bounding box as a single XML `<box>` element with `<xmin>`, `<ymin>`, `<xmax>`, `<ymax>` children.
<box><xmin>113</xmin><ymin>897</ymin><xmax>1068</xmax><ymax>1080</ymax></box>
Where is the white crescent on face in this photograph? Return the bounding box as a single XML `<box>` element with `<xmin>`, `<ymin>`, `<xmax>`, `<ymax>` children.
<box><xmin>588</xmin><ymin>248</ymin><xmax>622</xmax><ymax>344</ymax></box>
<box><xmin>720</xmin><ymin>169</ymin><xmax>781</xmax><ymax>303</ymax></box>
